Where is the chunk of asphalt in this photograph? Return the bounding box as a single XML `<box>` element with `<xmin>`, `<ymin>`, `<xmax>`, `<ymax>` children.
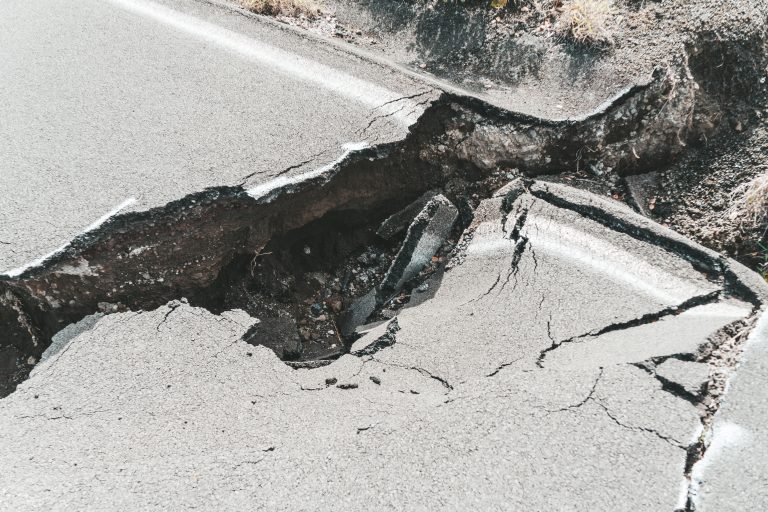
<box><xmin>376</xmin><ymin>190</ymin><xmax>439</xmax><ymax>241</ymax></box>
<box><xmin>655</xmin><ymin>358</ymin><xmax>710</xmax><ymax>398</ymax></box>
<box><xmin>351</xmin><ymin>318</ymin><xmax>400</xmax><ymax>356</ymax></box>
<box><xmin>528</xmin><ymin>180</ymin><xmax>724</xmax><ymax>274</ymax></box>
<box><xmin>340</xmin><ymin>195</ymin><xmax>458</xmax><ymax>336</ymax></box>
<box><xmin>241</xmin><ymin>317</ymin><xmax>302</xmax><ymax>361</ymax></box>
<box><xmin>285</xmin><ymin>360</ymin><xmax>333</xmax><ymax>370</ymax></box>
<box><xmin>354</xmin><ymin>319</ymin><xmax>389</xmax><ymax>336</ymax></box>
<box><xmin>377</xmin><ymin>194</ymin><xmax>458</xmax><ymax>301</ymax></box>
<box><xmin>339</xmin><ymin>289</ymin><xmax>377</xmax><ymax>338</ymax></box>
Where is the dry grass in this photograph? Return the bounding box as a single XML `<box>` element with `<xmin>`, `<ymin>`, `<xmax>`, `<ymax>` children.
<box><xmin>726</xmin><ymin>172</ymin><xmax>768</xmax><ymax>227</ymax></box>
<box><xmin>239</xmin><ymin>0</ymin><xmax>320</xmax><ymax>18</ymax></box>
<box><xmin>557</xmin><ymin>0</ymin><xmax>615</xmax><ymax>45</ymax></box>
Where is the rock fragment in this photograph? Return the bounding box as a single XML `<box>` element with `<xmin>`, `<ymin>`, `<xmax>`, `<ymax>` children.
<box><xmin>376</xmin><ymin>190</ymin><xmax>438</xmax><ymax>241</ymax></box>
<box><xmin>378</xmin><ymin>194</ymin><xmax>458</xmax><ymax>299</ymax></box>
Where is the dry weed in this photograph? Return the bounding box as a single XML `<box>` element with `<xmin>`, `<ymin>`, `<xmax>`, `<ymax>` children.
<box><xmin>726</xmin><ymin>172</ymin><xmax>768</xmax><ymax>226</ymax></box>
<box><xmin>557</xmin><ymin>0</ymin><xmax>615</xmax><ymax>45</ymax></box>
<box><xmin>240</xmin><ymin>0</ymin><xmax>320</xmax><ymax>18</ymax></box>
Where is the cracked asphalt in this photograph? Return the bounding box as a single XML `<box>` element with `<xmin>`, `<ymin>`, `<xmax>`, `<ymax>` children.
<box><xmin>1</xmin><ymin>181</ymin><xmax>765</xmax><ymax>510</ymax></box>
<box><xmin>2</xmin><ymin>0</ymin><xmax>768</xmax><ymax>509</ymax></box>
<box><xmin>0</xmin><ymin>0</ymin><xmax>440</xmax><ymax>274</ymax></box>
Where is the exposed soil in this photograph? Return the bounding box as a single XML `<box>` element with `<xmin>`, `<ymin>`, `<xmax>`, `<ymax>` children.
<box><xmin>648</xmin><ymin>119</ymin><xmax>768</xmax><ymax>270</ymax></box>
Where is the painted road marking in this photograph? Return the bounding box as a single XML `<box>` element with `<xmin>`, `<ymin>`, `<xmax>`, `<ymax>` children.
<box><xmin>107</xmin><ymin>0</ymin><xmax>424</xmax><ymax>126</ymax></box>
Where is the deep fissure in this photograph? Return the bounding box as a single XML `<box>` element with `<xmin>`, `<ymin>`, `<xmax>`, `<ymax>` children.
<box><xmin>0</xmin><ymin>58</ymin><xmax>765</xmax><ymax>512</ymax></box>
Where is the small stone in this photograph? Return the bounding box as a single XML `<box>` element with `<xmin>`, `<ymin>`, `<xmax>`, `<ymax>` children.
<box><xmin>325</xmin><ymin>377</ymin><xmax>338</xmax><ymax>386</ymax></box>
<box><xmin>370</xmin><ymin>376</ymin><xmax>381</xmax><ymax>385</ymax></box>
<box><xmin>310</xmin><ymin>303</ymin><xmax>324</xmax><ymax>316</ymax></box>
<box><xmin>416</xmin><ymin>283</ymin><xmax>429</xmax><ymax>293</ymax></box>
<box><xmin>336</xmin><ymin>383</ymin><xmax>358</xmax><ymax>390</ymax></box>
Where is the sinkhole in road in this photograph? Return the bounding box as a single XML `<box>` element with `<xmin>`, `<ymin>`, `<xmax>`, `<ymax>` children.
<box><xmin>186</xmin><ymin>198</ymin><xmax>465</xmax><ymax>364</ymax></box>
<box><xmin>0</xmin><ymin>153</ymin><xmax>509</xmax><ymax>395</ymax></box>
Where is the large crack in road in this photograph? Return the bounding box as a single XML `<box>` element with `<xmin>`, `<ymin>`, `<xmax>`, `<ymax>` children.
<box><xmin>2</xmin><ymin>38</ymin><xmax>768</xmax><ymax>510</ymax></box>
<box><xmin>0</xmin><ymin>53</ymin><xmax>743</xmax><ymax>390</ymax></box>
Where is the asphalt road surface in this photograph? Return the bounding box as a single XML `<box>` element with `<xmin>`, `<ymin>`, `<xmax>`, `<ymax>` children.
<box><xmin>1</xmin><ymin>1</ymin><xmax>767</xmax><ymax>511</ymax></box>
<box><xmin>1</xmin><ymin>181</ymin><xmax>765</xmax><ymax>510</ymax></box>
<box><xmin>0</xmin><ymin>0</ymin><xmax>439</xmax><ymax>275</ymax></box>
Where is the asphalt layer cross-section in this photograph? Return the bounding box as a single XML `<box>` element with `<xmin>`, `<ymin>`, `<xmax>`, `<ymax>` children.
<box><xmin>0</xmin><ymin>0</ymin><xmax>439</xmax><ymax>275</ymax></box>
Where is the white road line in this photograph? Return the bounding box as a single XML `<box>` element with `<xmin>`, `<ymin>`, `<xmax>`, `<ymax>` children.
<box><xmin>1</xmin><ymin>198</ymin><xmax>136</xmax><ymax>278</ymax></box>
<box><xmin>687</xmin><ymin>421</ymin><xmax>751</xmax><ymax>508</ymax></box>
<box><xmin>107</xmin><ymin>0</ymin><xmax>423</xmax><ymax>126</ymax></box>
<box><xmin>468</xmin><ymin>215</ymin><xmax>710</xmax><ymax>304</ymax></box>
<box><xmin>247</xmin><ymin>142</ymin><xmax>368</xmax><ymax>201</ymax></box>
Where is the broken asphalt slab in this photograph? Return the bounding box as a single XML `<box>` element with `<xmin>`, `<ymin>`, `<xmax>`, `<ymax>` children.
<box><xmin>1</xmin><ymin>180</ymin><xmax>766</xmax><ymax>511</ymax></box>
<box><xmin>339</xmin><ymin>193</ymin><xmax>458</xmax><ymax>335</ymax></box>
<box><xmin>1</xmin><ymin>0</ymin><xmax>722</xmax><ymax>280</ymax></box>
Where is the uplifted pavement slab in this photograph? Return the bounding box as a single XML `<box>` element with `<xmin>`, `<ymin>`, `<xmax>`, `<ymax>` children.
<box><xmin>357</xmin><ymin>184</ymin><xmax>728</xmax><ymax>384</ymax></box>
<box><xmin>1</xmin><ymin>182</ymin><xmax>764</xmax><ymax>511</ymax></box>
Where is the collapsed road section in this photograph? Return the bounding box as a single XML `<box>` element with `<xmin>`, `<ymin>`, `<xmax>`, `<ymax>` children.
<box><xmin>2</xmin><ymin>27</ymin><xmax>768</xmax><ymax>508</ymax></box>
<box><xmin>0</xmin><ymin>177</ymin><xmax>765</xmax><ymax>511</ymax></box>
<box><xmin>2</xmin><ymin>36</ymin><xmax>764</xmax><ymax>393</ymax></box>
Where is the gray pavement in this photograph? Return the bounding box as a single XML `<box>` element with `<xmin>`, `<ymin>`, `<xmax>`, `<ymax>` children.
<box><xmin>0</xmin><ymin>182</ymin><xmax>763</xmax><ymax>511</ymax></box>
<box><xmin>692</xmin><ymin>313</ymin><xmax>768</xmax><ymax>510</ymax></box>
<box><xmin>0</xmin><ymin>0</ymin><xmax>438</xmax><ymax>274</ymax></box>
<box><xmin>1</xmin><ymin>1</ymin><xmax>767</xmax><ymax>509</ymax></box>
